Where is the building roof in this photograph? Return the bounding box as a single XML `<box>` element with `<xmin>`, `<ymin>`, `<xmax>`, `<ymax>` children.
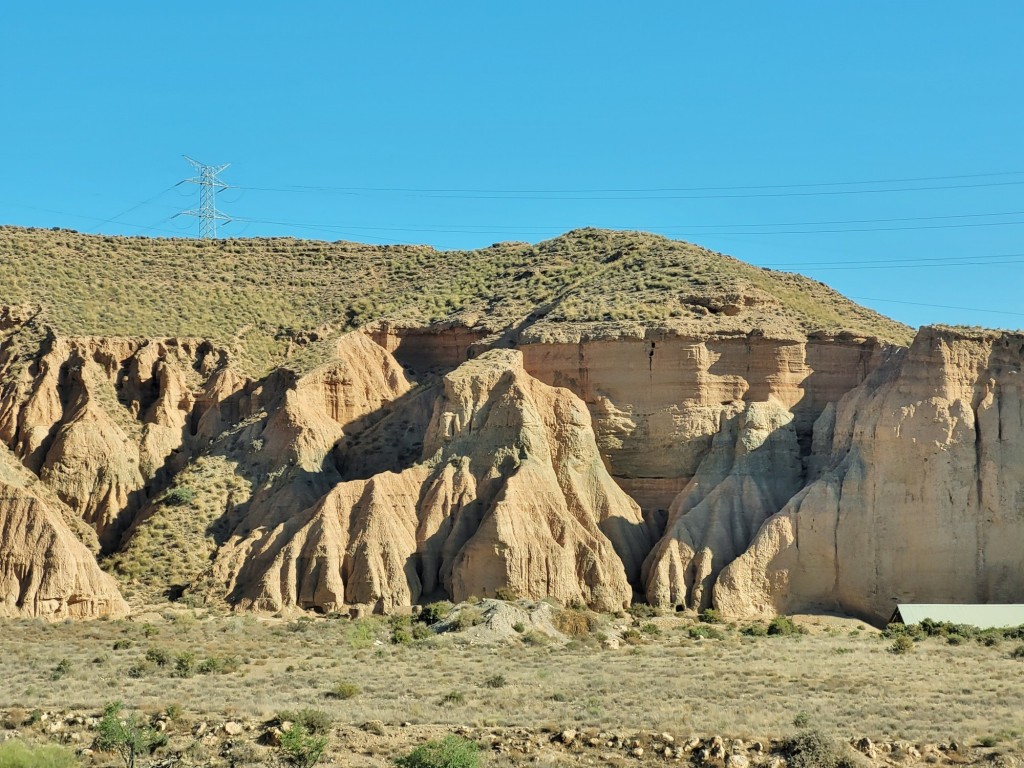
<box><xmin>891</xmin><ymin>604</ymin><xmax>1024</xmax><ymax>628</ymax></box>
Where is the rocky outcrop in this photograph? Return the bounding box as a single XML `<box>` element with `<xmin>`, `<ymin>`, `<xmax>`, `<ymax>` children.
<box><xmin>715</xmin><ymin>328</ymin><xmax>1024</xmax><ymax>623</ymax></box>
<box><xmin>258</xmin><ymin>332</ymin><xmax>412</xmax><ymax>471</ymax></box>
<box><xmin>38</xmin><ymin>354</ymin><xmax>146</xmax><ymax>550</ymax></box>
<box><xmin>0</xmin><ymin>447</ymin><xmax>127</xmax><ymax>619</ymax></box>
<box><xmin>518</xmin><ymin>334</ymin><xmax>889</xmax><ymax>517</ymax></box>
<box><xmin>2</xmin><ymin>267</ymin><xmax>1023</xmax><ymax>625</ymax></box>
<box><xmin>642</xmin><ymin>400</ymin><xmax>804</xmax><ymax>611</ymax></box>
<box><xmin>211</xmin><ymin>349</ymin><xmax>649</xmax><ymax>613</ymax></box>
<box><xmin>0</xmin><ymin>318</ymin><xmax>230</xmax><ymax>550</ymax></box>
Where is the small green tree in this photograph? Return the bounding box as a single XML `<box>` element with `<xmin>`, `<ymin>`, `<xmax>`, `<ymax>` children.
<box><xmin>95</xmin><ymin>702</ymin><xmax>167</xmax><ymax>768</ymax></box>
<box><xmin>173</xmin><ymin>651</ymin><xmax>196</xmax><ymax>678</ymax></box>
<box><xmin>280</xmin><ymin>723</ymin><xmax>328</xmax><ymax>768</ymax></box>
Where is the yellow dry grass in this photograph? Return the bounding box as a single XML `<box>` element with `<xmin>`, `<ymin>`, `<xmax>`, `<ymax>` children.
<box><xmin>1</xmin><ymin>611</ymin><xmax>1021</xmax><ymax>751</ymax></box>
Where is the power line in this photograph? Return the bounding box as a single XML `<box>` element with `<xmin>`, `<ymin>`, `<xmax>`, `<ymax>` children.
<box><xmin>85</xmin><ymin>185</ymin><xmax>181</xmax><ymax>234</ymax></box>
<box><xmin>229</xmin><ymin>213</ymin><xmax>1024</xmax><ymax>238</ymax></box>
<box><xmin>761</xmin><ymin>252</ymin><xmax>1024</xmax><ymax>268</ymax></box>
<box><xmin>229</xmin><ymin>178</ymin><xmax>1024</xmax><ymax>201</ymax></box>
<box><xmin>0</xmin><ymin>201</ymin><xmax>187</xmax><ymax>237</ymax></box>
<box><xmin>850</xmin><ymin>296</ymin><xmax>1024</xmax><ymax>318</ymax></box>
<box><xmin>220</xmin><ymin>209</ymin><xmax>1024</xmax><ymax>235</ymax></box>
<box><xmin>231</xmin><ymin>169</ymin><xmax>1024</xmax><ymax>195</ymax></box>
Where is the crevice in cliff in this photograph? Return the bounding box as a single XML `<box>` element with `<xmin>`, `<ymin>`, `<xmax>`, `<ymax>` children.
<box><xmin>973</xmin><ymin>398</ymin><xmax>986</xmax><ymax>593</ymax></box>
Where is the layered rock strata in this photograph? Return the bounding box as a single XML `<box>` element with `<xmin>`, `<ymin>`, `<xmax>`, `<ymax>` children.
<box><xmin>715</xmin><ymin>328</ymin><xmax>1024</xmax><ymax>622</ymax></box>
<box><xmin>2</xmin><ymin>296</ymin><xmax>1022</xmax><ymax>626</ymax></box>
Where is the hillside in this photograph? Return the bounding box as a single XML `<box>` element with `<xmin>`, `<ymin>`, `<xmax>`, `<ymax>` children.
<box><xmin>0</xmin><ymin>226</ymin><xmax>912</xmax><ymax>374</ymax></box>
<box><xmin>2</xmin><ymin>225</ymin><xmax>1021</xmax><ymax>630</ymax></box>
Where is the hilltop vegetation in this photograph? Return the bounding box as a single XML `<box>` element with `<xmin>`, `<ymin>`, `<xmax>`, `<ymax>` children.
<box><xmin>0</xmin><ymin>226</ymin><xmax>911</xmax><ymax>374</ymax></box>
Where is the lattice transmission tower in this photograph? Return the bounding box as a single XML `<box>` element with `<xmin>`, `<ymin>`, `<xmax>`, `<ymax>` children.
<box><xmin>181</xmin><ymin>156</ymin><xmax>231</xmax><ymax>238</ymax></box>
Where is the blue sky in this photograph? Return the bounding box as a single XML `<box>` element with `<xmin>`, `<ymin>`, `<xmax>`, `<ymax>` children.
<box><xmin>2</xmin><ymin>2</ymin><xmax>1022</xmax><ymax>330</ymax></box>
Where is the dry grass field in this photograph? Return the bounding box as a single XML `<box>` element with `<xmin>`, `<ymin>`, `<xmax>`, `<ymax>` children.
<box><xmin>0</xmin><ymin>226</ymin><xmax>912</xmax><ymax>375</ymax></box>
<box><xmin>2</xmin><ymin>605</ymin><xmax>1023</xmax><ymax>767</ymax></box>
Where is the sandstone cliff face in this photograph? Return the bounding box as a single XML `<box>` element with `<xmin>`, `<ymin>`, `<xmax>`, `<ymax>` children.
<box><xmin>517</xmin><ymin>334</ymin><xmax>888</xmax><ymax>517</ymax></box>
<box><xmin>211</xmin><ymin>349</ymin><xmax>648</xmax><ymax>613</ymax></box>
<box><xmin>0</xmin><ymin>447</ymin><xmax>127</xmax><ymax>619</ymax></box>
<box><xmin>642</xmin><ymin>400</ymin><xmax>804</xmax><ymax>611</ymax></box>
<box><xmin>3</xmin><ymin>292</ymin><xmax>1023</xmax><ymax>625</ymax></box>
<box><xmin>714</xmin><ymin>328</ymin><xmax>1024</xmax><ymax>623</ymax></box>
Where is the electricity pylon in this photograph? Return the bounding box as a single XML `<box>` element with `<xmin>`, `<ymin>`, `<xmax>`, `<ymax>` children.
<box><xmin>181</xmin><ymin>156</ymin><xmax>231</xmax><ymax>238</ymax></box>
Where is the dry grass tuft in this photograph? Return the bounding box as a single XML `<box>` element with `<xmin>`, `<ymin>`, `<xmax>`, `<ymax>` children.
<box><xmin>553</xmin><ymin>608</ymin><xmax>600</xmax><ymax>638</ymax></box>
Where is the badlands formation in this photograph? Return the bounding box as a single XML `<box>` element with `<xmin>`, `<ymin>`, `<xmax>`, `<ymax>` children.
<box><xmin>0</xmin><ymin>227</ymin><xmax>1020</xmax><ymax>625</ymax></box>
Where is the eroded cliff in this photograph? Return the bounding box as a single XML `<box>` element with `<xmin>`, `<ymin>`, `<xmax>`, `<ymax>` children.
<box><xmin>0</xmin><ymin>228</ymin><xmax>1020</xmax><ymax>624</ymax></box>
<box><xmin>715</xmin><ymin>328</ymin><xmax>1024</xmax><ymax>622</ymax></box>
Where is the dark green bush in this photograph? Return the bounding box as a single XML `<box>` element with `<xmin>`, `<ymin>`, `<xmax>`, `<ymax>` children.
<box><xmin>279</xmin><ymin>709</ymin><xmax>332</xmax><ymax>736</ymax></box>
<box><xmin>782</xmin><ymin>730</ymin><xmax>860</xmax><ymax>768</ymax></box>
<box><xmin>173</xmin><ymin>651</ymin><xmax>196</xmax><ymax>678</ymax></box>
<box><xmin>417</xmin><ymin>602</ymin><xmax>453</xmax><ymax>625</ymax></box>
<box><xmin>392</xmin><ymin>627</ymin><xmax>412</xmax><ymax>645</ymax></box>
<box><xmin>145</xmin><ymin>647</ymin><xmax>170</xmax><ymax>667</ymax></box>
<box><xmin>280</xmin><ymin>723</ymin><xmax>327</xmax><ymax>768</ymax></box>
<box><xmin>325</xmin><ymin>682</ymin><xmax>360</xmax><ymax>700</ymax></box>
<box><xmin>699</xmin><ymin>608</ymin><xmax>722</xmax><ymax>624</ymax></box>
<box><xmin>197</xmin><ymin>655</ymin><xmax>241</xmax><ymax>675</ymax></box>
<box><xmin>620</xmin><ymin>628</ymin><xmax>644</xmax><ymax>645</ymax></box>
<box><xmin>163</xmin><ymin>487</ymin><xmax>195</xmax><ymax>507</ymax></box>
<box><xmin>627</xmin><ymin>603</ymin><xmax>657</xmax><ymax>620</ymax></box>
<box><xmin>890</xmin><ymin>635</ymin><xmax>915</xmax><ymax>655</ymax></box>
<box><xmin>452</xmin><ymin>608</ymin><xmax>483</xmax><ymax>631</ymax></box>
<box><xmin>483</xmin><ymin>674</ymin><xmax>507</xmax><ymax>689</ymax></box>
<box><xmin>438</xmin><ymin>691</ymin><xmax>466</xmax><ymax>706</ymax></box>
<box><xmin>768</xmin><ymin>616</ymin><xmax>807</xmax><ymax>636</ymax></box>
<box><xmin>687</xmin><ymin>625</ymin><xmax>725</xmax><ymax>640</ymax></box>
<box><xmin>50</xmin><ymin>658</ymin><xmax>71</xmax><ymax>681</ymax></box>
<box><xmin>394</xmin><ymin>735</ymin><xmax>482</xmax><ymax>768</ymax></box>
<box><xmin>95</xmin><ymin>701</ymin><xmax>167</xmax><ymax>768</ymax></box>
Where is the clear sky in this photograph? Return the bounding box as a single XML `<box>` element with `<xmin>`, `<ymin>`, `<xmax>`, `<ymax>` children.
<box><xmin>2</xmin><ymin>2</ymin><xmax>1022</xmax><ymax>330</ymax></box>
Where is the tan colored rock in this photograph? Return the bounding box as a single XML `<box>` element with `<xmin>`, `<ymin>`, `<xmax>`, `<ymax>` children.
<box><xmin>716</xmin><ymin>328</ymin><xmax>1024</xmax><ymax>623</ymax></box>
<box><xmin>222</xmin><ymin>721</ymin><xmax>243</xmax><ymax>736</ymax></box>
<box><xmin>259</xmin><ymin>332</ymin><xmax>412</xmax><ymax>471</ymax></box>
<box><xmin>0</xmin><ymin>326</ymin><xmax>232</xmax><ymax>549</ymax></box>
<box><xmin>38</xmin><ymin>355</ymin><xmax>145</xmax><ymax>550</ymax></box>
<box><xmin>0</xmin><ymin>448</ymin><xmax>127</xmax><ymax>619</ymax></box>
<box><xmin>212</xmin><ymin>349</ymin><xmax>648</xmax><ymax>613</ymax></box>
<box><xmin>2</xmin><ymin>336</ymin><xmax>71</xmax><ymax>471</ymax></box>
<box><xmin>519</xmin><ymin>335</ymin><xmax>888</xmax><ymax>517</ymax></box>
<box><xmin>643</xmin><ymin>399</ymin><xmax>803</xmax><ymax>610</ymax></box>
